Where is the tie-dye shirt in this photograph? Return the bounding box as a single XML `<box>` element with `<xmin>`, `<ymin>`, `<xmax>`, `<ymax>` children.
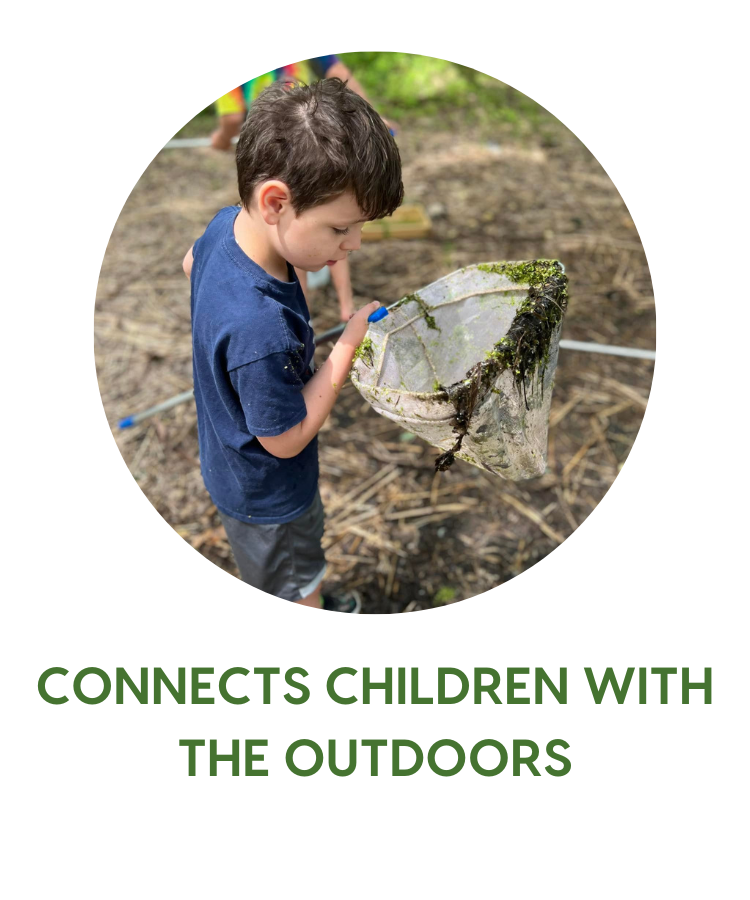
<box><xmin>215</xmin><ymin>56</ymin><xmax>339</xmax><ymax>116</ymax></box>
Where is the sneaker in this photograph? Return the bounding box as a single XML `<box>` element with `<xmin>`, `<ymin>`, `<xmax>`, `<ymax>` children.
<box><xmin>323</xmin><ymin>591</ymin><xmax>362</xmax><ymax>614</ymax></box>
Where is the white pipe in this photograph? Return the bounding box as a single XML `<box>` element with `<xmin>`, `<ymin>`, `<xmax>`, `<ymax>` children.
<box><xmin>117</xmin><ymin>339</ymin><xmax>654</xmax><ymax>428</ymax></box>
<box><xmin>559</xmin><ymin>339</ymin><xmax>655</xmax><ymax>360</ymax></box>
<box><xmin>163</xmin><ymin>136</ymin><xmax>238</xmax><ymax>149</ymax></box>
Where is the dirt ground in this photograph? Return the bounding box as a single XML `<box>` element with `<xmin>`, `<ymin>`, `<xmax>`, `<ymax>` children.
<box><xmin>95</xmin><ymin>114</ymin><xmax>655</xmax><ymax>613</ymax></box>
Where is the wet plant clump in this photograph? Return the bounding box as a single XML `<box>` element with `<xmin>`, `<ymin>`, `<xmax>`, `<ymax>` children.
<box><xmin>435</xmin><ymin>375</ymin><xmax>482</xmax><ymax>470</ymax></box>
<box><xmin>414</xmin><ymin>296</ymin><xmax>439</xmax><ymax>330</ymax></box>
<box><xmin>392</xmin><ymin>292</ymin><xmax>440</xmax><ymax>330</ymax></box>
<box><xmin>435</xmin><ymin>260</ymin><xmax>568</xmax><ymax>471</ymax></box>
<box><xmin>352</xmin><ymin>336</ymin><xmax>375</xmax><ymax>368</ymax></box>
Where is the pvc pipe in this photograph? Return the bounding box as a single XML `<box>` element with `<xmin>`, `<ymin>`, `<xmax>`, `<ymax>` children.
<box><xmin>558</xmin><ymin>339</ymin><xmax>655</xmax><ymax>361</ymax></box>
<box><xmin>118</xmin><ymin>390</ymin><xmax>196</xmax><ymax>429</ymax></box>
<box><xmin>163</xmin><ymin>136</ymin><xmax>238</xmax><ymax>149</ymax></box>
<box><xmin>117</xmin><ymin>336</ymin><xmax>654</xmax><ymax>428</ymax></box>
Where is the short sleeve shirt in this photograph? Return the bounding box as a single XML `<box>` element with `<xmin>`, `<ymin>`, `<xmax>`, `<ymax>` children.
<box><xmin>190</xmin><ymin>206</ymin><xmax>318</xmax><ymax>523</ymax></box>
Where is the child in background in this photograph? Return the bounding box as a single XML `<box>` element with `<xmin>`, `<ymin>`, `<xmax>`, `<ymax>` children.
<box><xmin>184</xmin><ymin>79</ymin><xmax>403</xmax><ymax>612</ymax></box>
<box><xmin>211</xmin><ymin>56</ymin><xmax>396</xmax><ymax>322</ymax></box>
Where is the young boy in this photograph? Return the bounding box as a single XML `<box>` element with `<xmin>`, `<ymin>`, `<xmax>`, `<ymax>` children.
<box><xmin>210</xmin><ymin>56</ymin><xmax>397</xmax><ymax>323</ymax></box>
<box><xmin>183</xmin><ymin>78</ymin><xmax>403</xmax><ymax>612</ymax></box>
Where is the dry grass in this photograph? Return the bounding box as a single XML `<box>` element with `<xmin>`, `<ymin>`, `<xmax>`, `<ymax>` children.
<box><xmin>95</xmin><ymin>118</ymin><xmax>655</xmax><ymax>613</ymax></box>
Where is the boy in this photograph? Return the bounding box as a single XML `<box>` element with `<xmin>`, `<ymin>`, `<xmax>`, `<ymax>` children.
<box><xmin>210</xmin><ymin>56</ymin><xmax>396</xmax><ymax>323</ymax></box>
<box><xmin>183</xmin><ymin>78</ymin><xmax>404</xmax><ymax>612</ymax></box>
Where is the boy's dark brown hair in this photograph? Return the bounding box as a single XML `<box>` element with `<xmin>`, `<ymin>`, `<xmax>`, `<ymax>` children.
<box><xmin>235</xmin><ymin>78</ymin><xmax>403</xmax><ymax>219</ymax></box>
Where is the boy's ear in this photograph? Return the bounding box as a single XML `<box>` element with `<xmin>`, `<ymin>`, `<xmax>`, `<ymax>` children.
<box><xmin>257</xmin><ymin>180</ymin><xmax>293</xmax><ymax>224</ymax></box>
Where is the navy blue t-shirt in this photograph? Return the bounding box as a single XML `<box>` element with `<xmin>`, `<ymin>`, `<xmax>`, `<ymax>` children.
<box><xmin>190</xmin><ymin>206</ymin><xmax>318</xmax><ymax>524</ymax></box>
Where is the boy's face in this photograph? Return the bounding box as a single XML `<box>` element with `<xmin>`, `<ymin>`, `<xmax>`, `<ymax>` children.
<box><xmin>276</xmin><ymin>191</ymin><xmax>367</xmax><ymax>272</ymax></box>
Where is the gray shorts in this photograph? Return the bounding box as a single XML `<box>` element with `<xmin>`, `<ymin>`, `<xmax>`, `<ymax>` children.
<box><xmin>219</xmin><ymin>491</ymin><xmax>327</xmax><ymax>602</ymax></box>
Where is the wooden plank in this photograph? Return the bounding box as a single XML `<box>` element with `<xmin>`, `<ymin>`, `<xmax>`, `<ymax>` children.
<box><xmin>361</xmin><ymin>203</ymin><xmax>432</xmax><ymax>241</ymax></box>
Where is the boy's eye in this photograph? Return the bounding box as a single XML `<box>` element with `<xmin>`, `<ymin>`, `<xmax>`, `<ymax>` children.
<box><xmin>332</xmin><ymin>227</ymin><xmax>350</xmax><ymax>236</ymax></box>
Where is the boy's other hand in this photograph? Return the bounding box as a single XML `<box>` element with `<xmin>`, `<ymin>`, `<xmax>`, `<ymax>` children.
<box><xmin>182</xmin><ymin>246</ymin><xmax>194</xmax><ymax>279</ymax></box>
<box><xmin>383</xmin><ymin>117</ymin><xmax>398</xmax><ymax>136</ymax></box>
<box><xmin>339</xmin><ymin>301</ymin><xmax>381</xmax><ymax>349</ymax></box>
<box><xmin>339</xmin><ymin>297</ymin><xmax>356</xmax><ymax>322</ymax></box>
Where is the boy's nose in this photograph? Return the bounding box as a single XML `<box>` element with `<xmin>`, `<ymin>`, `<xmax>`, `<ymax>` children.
<box><xmin>341</xmin><ymin>232</ymin><xmax>361</xmax><ymax>252</ymax></box>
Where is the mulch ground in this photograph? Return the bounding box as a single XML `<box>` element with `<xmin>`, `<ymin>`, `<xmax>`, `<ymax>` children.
<box><xmin>95</xmin><ymin>114</ymin><xmax>655</xmax><ymax>613</ymax></box>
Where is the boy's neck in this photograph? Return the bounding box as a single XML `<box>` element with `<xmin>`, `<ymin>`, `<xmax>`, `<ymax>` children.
<box><xmin>233</xmin><ymin>207</ymin><xmax>291</xmax><ymax>283</ymax></box>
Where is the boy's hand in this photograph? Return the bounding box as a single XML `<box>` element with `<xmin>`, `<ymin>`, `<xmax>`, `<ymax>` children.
<box><xmin>383</xmin><ymin>117</ymin><xmax>398</xmax><ymax>136</ymax></box>
<box><xmin>339</xmin><ymin>297</ymin><xmax>356</xmax><ymax>322</ymax></box>
<box><xmin>182</xmin><ymin>246</ymin><xmax>194</xmax><ymax>278</ymax></box>
<box><xmin>339</xmin><ymin>301</ymin><xmax>382</xmax><ymax>349</ymax></box>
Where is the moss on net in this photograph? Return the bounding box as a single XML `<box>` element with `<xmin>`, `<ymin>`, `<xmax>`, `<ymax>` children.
<box><xmin>391</xmin><ymin>292</ymin><xmax>440</xmax><ymax>330</ymax></box>
<box><xmin>352</xmin><ymin>336</ymin><xmax>374</xmax><ymax>368</ymax></box>
<box><xmin>434</xmin><ymin>260</ymin><xmax>568</xmax><ymax>471</ymax></box>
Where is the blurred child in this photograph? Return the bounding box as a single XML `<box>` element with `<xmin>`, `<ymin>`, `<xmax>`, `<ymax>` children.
<box><xmin>211</xmin><ymin>56</ymin><xmax>395</xmax><ymax>322</ymax></box>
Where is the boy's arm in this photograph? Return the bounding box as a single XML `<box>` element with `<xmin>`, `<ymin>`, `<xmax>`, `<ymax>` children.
<box><xmin>257</xmin><ymin>301</ymin><xmax>381</xmax><ymax>459</ymax></box>
<box><xmin>182</xmin><ymin>246</ymin><xmax>193</xmax><ymax>278</ymax></box>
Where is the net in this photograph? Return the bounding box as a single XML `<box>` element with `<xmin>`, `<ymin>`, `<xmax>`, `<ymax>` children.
<box><xmin>350</xmin><ymin>261</ymin><xmax>568</xmax><ymax>479</ymax></box>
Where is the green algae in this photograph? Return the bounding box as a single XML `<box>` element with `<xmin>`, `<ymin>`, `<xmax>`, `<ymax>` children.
<box><xmin>478</xmin><ymin>260</ymin><xmax>567</xmax><ymax>395</ymax></box>
<box><xmin>392</xmin><ymin>292</ymin><xmax>440</xmax><ymax>330</ymax></box>
<box><xmin>434</xmin><ymin>259</ymin><xmax>568</xmax><ymax>472</ymax></box>
<box><xmin>414</xmin><ymin>296</ymin><xmax>439</xmax><ymax>331</ymax></box>
<box><xmin>353</xmin><ymin>336</ymin><xmax>374</xmax><ymax>367</ymax></box>
<box><xmin>349</xmin><ymin>338</ymin><xmax>373</xmax><ymax>384</ymax></box>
